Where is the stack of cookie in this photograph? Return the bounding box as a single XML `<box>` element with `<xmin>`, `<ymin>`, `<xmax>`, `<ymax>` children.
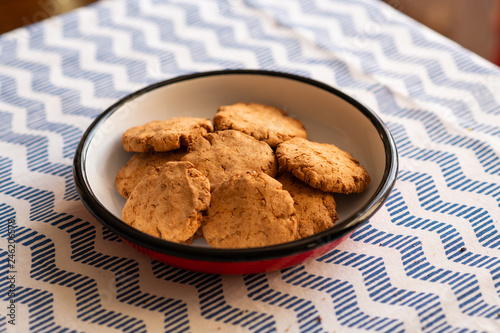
<box><xmin>115</xmin><ymin>103</ymin><xmax>370</xmax><ymax>248</ymax></box>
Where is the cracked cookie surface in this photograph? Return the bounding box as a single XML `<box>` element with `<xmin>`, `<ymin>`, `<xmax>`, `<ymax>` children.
<box><xmin>181</xmin><ymin>130</ymin><xmax>277</xmax><ymax>191</ymax></box>
<box><xmin>122</xmin><ymin>117</ymin><xmax>213</xmax><ymax>152</ymax></box>
<box><xmin>213</xmin><ymin>102</ymin><xmax>307</xmax><ymax>147</ymax></box>
<box><xmin>276</xmin><ymin>137</ymin><xmax>370</xmax><ymax>194</ymax></box>
<box><xmin>115</xmin><ymin>150</ymin><xmax>186</xmax><ymax>198</ymax></box>
<box><xmin>203</xmin><ymin>172</ymin><xmax>298</xmax><ymax>248</ymax></box>
<box><xmin>121</xmin><ymin>161</ymin><xmax>210</xmax><ymax>243</ymax></box>
<box><xmin>277</xmin><ymin>172</ymin><xmax>338</xmax><ymax>238</ymax></box>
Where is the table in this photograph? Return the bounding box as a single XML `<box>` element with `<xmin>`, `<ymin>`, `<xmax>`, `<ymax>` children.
<box><xmin>1</xmin><ymin>0</ymin><xmax>500</xmax><ymax>332</ymax></box>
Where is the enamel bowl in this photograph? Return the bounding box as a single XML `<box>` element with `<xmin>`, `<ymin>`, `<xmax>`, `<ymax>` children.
<box><xmin>73</xmin><ymin>69</ymin><xmax>398</xmax><ymax>274</ymax></box>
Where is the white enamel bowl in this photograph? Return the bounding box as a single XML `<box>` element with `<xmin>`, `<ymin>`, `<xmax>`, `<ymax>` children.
<box><xmin>73</xmin><ymin>70</ymin><xmax>398</xmax><ymax>274</ymax></box>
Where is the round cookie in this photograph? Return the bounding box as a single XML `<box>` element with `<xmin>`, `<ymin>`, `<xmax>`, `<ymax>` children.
<box><xmin>277</xmin><ymin>172</ymin><xmax>338</xmax><ymax>238</ymax></box>
<box><xmin>276</xmin><ymin>137</ymin><xmax>370</xmax><ymax>194</ymax></box>
<box><xmin>203</xmin><ymin>172</ymin><xmax>299</xmax><ymax>248</ymax></box>
<box><xmin>122</xmin><ymin>117</ymin><xmax>213</xmax><ymax>152</ymax></box>
<box><xmin>122</xmin><ymin>161</ymin><xmax>210</xmax><ymax>243</ymax></box>
<box><xmin>213</xmin><ymin>102</ymin><xmax>307</xmax><ymax>147</ymax></box>
<box><xmin>181</xmin><ymin>130</ymin><xmax>278</xmax><ymax>191</ymax></box>
<box><xmin>115</xmin><ymin>149</ymin><xmax>186</xmax><ymax>198</ymax></box>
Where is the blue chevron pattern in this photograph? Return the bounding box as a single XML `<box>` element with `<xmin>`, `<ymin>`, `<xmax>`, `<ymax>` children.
<box><xmin>1</xmin><ymin>0</ymin><xmax>500</xmax><ymax>331</ymax></box>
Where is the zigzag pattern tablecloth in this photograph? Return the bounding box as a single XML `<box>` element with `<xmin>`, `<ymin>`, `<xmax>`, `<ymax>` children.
<box><xmin>1</xmin><ymin>0</ymin><xmax>500</xmax><ymax>332</ymax></box>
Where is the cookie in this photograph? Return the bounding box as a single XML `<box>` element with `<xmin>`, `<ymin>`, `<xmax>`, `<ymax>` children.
<box><xmin>122</xmin><ymin>161</ymin><xmax>210</xmax><ymax>243</ymax></box>
<box><xmin>181</xmin><ymin>130</ymin><xmax>278</xmax><ymax>191</ymax></box>
<box><xmin>276</xmin><ymin>137</ymin><xmax>370</xmax><ymax>194</ymax></box>
<box><xmin>277</xmin><ymin>172</ymin><xmax>338</xmax><ymax>238</ymax></box>
<box><xmin>115</xmin><ymin>149</ymin><xmax>186</xmax><ymax>198</ymax></box>
<box><xmin>122</xmin><ymin>117</ymin><xmax>213</xmax><ymax>152</ymax></box>
<box><xmin>203</xmin><ymin>172</ymin><xmax>298</xmax><ymax>248</ymax></box>
<box><xmin>213</xmin><ymin>102</ymin><xmax>307</xmax><ymax>147</ymax></box>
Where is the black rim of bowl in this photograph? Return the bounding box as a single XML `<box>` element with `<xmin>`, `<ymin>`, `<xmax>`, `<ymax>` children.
<box><xmin>73</xmin><ymin>69</ymin><xmax>398</xmax><ymax>263</ymax></box>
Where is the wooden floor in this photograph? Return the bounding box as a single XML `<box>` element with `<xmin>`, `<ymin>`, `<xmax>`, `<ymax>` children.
<box><xmin>0</xmin><ymin>0</ymin><xmax>97</xmax><ymax>34</ymax></box>
<box><xmin>384</xmin><ymin>0</ymin><xmax>499</xmax><ymax>63</ymax></box>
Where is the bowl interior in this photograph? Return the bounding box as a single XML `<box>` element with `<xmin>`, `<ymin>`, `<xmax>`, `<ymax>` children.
<box><xmin>83</xmin><ymin>73</ymin><xmax>387</xmax><ymax>247</ymax></box>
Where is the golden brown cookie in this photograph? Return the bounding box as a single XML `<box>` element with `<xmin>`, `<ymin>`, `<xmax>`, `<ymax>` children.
<box><xmin>122</xmin><ymin>117</ymin><xmax>213</xmax><ymax>152</ymax></box>
<box><xmin>115</xmin><ymin>150</ymin><xmax>186</xmax><ymax>199</ymax></box>
<box><xmin>203</xmin><ymin>172</ymin><xmax>299</xmax><ymax>248</ymax></box>
<box><xmin>213</xmin><ymin>102</ymin><xmax>307</xmax><ymax>147</ymax></box>
<box><xmin>181</xmin><ymin>130</ymin><xmax>277</xmax><ymax>191</ymax></box>
<box><xmin>276</xmin><ymin>138</ymin><xmax>370</xmax><ymax>194</ymax></box>
<box><xmin>277</xmin><ymin>172</ymin><xmax>338</xmax><ymax>238</ymax></box>
<box><xmin>122</xmin><ymin>161</ymin><xmax>210</xmax><ymax>243</ymax></box>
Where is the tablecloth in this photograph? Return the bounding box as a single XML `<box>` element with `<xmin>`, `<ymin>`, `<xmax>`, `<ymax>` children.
<box><xmin>1</xmin><ymin>0</ymin><xmax>500</xmax><ymax>332</ymax></box>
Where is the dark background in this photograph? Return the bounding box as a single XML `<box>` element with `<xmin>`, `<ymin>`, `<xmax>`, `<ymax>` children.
<box><xmin>0</xmin><ymin>0</ymin><xmax>97</xmax><ymax>34</ymax></box>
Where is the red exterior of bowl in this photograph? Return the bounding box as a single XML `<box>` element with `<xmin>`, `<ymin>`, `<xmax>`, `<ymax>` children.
<box><xmin>123</xmin><ymin>232</ymin><xmax>352</xmax><ymax>275</ymax></box>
